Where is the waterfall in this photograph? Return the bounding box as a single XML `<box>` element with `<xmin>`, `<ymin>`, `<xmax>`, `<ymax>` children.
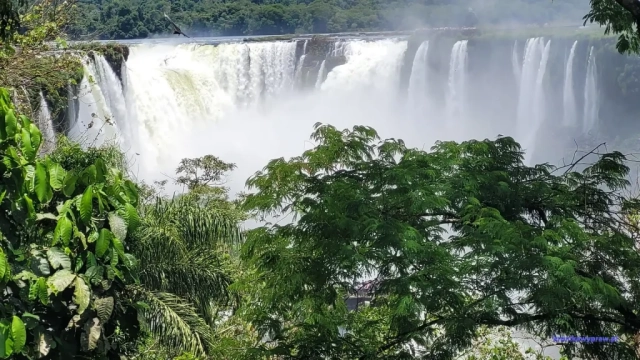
<box><xmin>36</xmin><ymin>92</ymin><xmax>56</xmax><ymax>154</ymax></box>
<box><xmin>512</xmin><ymin>40</ymin><xmax>521</xmax><ymax>87</ymax></box>
<box><xmin>562</xmin><ymin>41</ymin><xmax>578</xmax><ymax>127</ymax></box>
<box><xmin>93</xmin><ymin>54</ymin><xmax>129</xmax><ymax>147</ymax></box>
<box><xmin>446</xmin><ymin>40</ymin><xmax>468</xmax><ymax>128</ymax></box>
<box><xmin>516</xmin><ymin>37</ymin><xmax>551</xmax><ymax>157</ymax></box>
<box><xmin>407</xmin><ymin>41</ymin><xmax>430</xmax><ymax>112</ymax></box>
<box><xmin>583</xmin><ymin>46</ymin><xmax>599</xmax><ymax>134</ymax></box>
<box><xmin>315</xmin><ymin>60</ymin><xmax>326</xmax><ymax>89</ymax></box>
<box><xmin>68</xmin><ymin>56</ymin><xmax>121</xmax><ymax>147</ymax></box>
<box><xmin>295</xmin><ymin>40</ymin><xmax>308</xmax><ymax>82</ymax></box>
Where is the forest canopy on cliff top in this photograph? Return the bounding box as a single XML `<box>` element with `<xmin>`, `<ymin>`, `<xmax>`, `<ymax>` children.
<box><xmin>65</xmin><ymin>0</ymin><xmax>590</xmax><ymax>39</ymax></box>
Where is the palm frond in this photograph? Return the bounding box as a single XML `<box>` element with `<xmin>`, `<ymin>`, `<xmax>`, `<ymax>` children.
<box><xmin>128</xmin><ymin>286</ymin><xmax>216</xmax><ymax>357</ymax></box>
<box><xmin>139</xmin><ymin>248</ymin><xmax>233</xmax><ymax>319</ymax></box>
<box><xmin>138</xmin><ymin>196</ymin><xmax>243</xmax><ymax>249</ymax></box>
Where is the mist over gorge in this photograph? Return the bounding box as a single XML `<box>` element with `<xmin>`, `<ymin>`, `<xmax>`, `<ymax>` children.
<box><xmin>54</xmin><ymin>31</ymin><xmax>640</xmax><ymax>196</ymax></box>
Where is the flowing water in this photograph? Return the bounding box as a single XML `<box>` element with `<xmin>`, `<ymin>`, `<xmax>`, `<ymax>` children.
<box><xmin>63</xmin><ymin>36</ymin><xmax>609</xmax><ymax>193</ymax></box>
<box><xmin>583</xmin><ymin>46</ymin><xmax>599</xmax><ymax>135</ymax></box>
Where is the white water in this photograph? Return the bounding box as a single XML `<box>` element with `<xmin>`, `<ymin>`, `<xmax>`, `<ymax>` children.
<box><xmin>315</xmin><ymin>60</ymin><xmax>326</xmax><ymax>88</ymax></box>
<box><xmin>512</xmin><ymin>40</ymin><xmax>521</xmax><ymax>87</ymax></box>
<box><xmin>407</xmin><ymin>41</ymin><xmax>430</xmax><ymax>114</ymax></box>
<box><xmin>446</xmin><ymin>40</ymin><xmax>468</xmax><ymax>130</ymax></box>
<box><xmin>516</xmin><ymin>37</ymin><xmax>551</xmax><ymax>157</ymax></box>
<box><xmin>36</xmin><ymin>92</ymin><xmax>56</xmax><ymax>154</ymax></box>
<box><xmin>583</xmin><ymin>46</ymin><xmax>599</xmax><ymax>134</ymax></box>
<box><xmin>68</xmin><ymin>56</ymin><xmax>121</xmax><ymax>147</ymax></box>
<box><xmin>562</xmin><ymin>41</ymin><xmax>578</xmax><ymax>127</ymax></box>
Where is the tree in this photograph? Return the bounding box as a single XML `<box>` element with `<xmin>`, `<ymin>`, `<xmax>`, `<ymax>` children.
<box><xmin>584</xmin><ymin>0</ymin><xmax>640</xmax><ymax>53</ymax></box>
<box><xmin>240</xmin><ymin>123</ymin><xmax>640</xmax><ymax>359</ymax></box>
<box><xmin>124</xmin><ymin>155</ymin><xmax>245</xmax><ymax>358</ymax></box>
<box><xmin>0</xmin><ymin>0</ymin><xmax>24</xmax><ymax>42</ymax></box>
<box><xmin>0</xmin><ymin>88</ymin><xmax>141</xmax><ymax>358</ymax></box>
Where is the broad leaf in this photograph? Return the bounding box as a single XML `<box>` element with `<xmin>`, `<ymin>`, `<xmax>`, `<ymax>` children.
<box><xmin>10</xmin><ymin>316</ymin><xmax>25</xmax><ymax>354</ymax></box>
<box><xmin>73</xmin><ymin>277</ymin><xmax>91</xmax><ymax>315</ymax></box>
<box><xmin>79</xmin><ymin>185</ymin><xmax>93</xmax><ymax>224</ymax></box>
<box><xmin>5</xmin><ymin>109</ymin><xmax>16</xmax><ymax>138</ymax></box>
<box><xmin>53</xmin><ymin>216</ymin><xmax>72</xmax><ymax>246</ymax></box>
<box><xmin>80</xmin><ymin>318</ymin><xmax>101</xmax><ymax>352</ymax></box>
<box><xmin>108</xmin><ymin>212</ymin><xmax>127</xmax><ymax>241</ymax></box>
<box><xmin>47</xmin><ymin>269</ymin><xmax>76</xmax><ymax>294</ymax></box>
<box><xmin>95</xmin><ymin>297</ymin><xmax>114</xmax><ymax>323</ymax></box>
<box><xmin>34</xmin><ymin>162</ymin><xmax>52</xmax><ymax>203</ymax></box>
<box><xmin>95</xmin><ymin>229</ymin><xmax>112</xmax><ymax>258</ymax></box>
<box><xmin>46</xmin><ymin>247</ymin><xmax>71</xmax><ymax>270</ymax></box>
<box><xmin>62</xmin><ymin>171</ymin><xmax>78</xmax><ymax>197</ymax></box>
<box><xmin>29</xmin><ymin>123</ymin><xmax>42</xmax><ymax>154</ymax></box>
<box><xmin>21</xmin><ymin>128</ymin><xmax>34</xmax><ymax>161</ymax></box>
<box><xmin>48</xmin><ymin>163</ymin><xmax>66</xmax><ymax>190</ymax></box>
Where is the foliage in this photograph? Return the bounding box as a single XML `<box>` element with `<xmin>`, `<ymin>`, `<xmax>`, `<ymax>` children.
<box><xmin>459</xmin><ymin>326</ymin><xmax>561</xmax><ymax>360</ymax></box>
<box><xmin>0</xmin><ymin>87</ymin><xmax>141</xmax><ymax>358</ymax></box>
<box><xmin>240</xmin><ymin>123</ymin><xmax>640</xmax><ymax>359</ymax></box>
<box><xmin>0</xmin><ymin>0</ymin><xmax>26</xmax><ymax>42</ymax></box>
<box><xmin>66</xmin><ymin>0</ymin><xmax>590</xmax><ymax>39</ymax></box>
<box><xmin>583</xmin><ymin>0</ymin><xmax>640</xmax><ymax>54</ymax></box>
<box><xmin>122</xmin><ymin>155</ymin><xmax>245</xmax><ymax>358</ymax></box>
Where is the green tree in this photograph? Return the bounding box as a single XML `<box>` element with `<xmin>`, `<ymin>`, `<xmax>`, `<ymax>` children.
<box><xmin>125</xmin><ymin>155</ymin><xmax>245</xmax><ymax>358</ymax></box>
<box><xmin>0</xmin><ymin>88</ymin><xmax>141</xmax><ymax>358</ymax></box>
<box><xmin>240</xmin><ymin>123</ymin><xmax>640</xmax><ymax>359</ymax></box>
<box><xmin>584</xmin><ymin>0</ymin><xmax>640</xmax><ymax>53</ymax></box>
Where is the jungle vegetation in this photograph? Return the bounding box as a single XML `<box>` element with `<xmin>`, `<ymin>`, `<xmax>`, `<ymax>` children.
<box><xmin>1</xmin><ymin>0</ymin><xmax>640</xmax><ymax>359</ymax></box>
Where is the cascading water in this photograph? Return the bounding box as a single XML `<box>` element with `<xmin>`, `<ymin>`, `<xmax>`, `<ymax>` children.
<box><xmin>512</xmin><ymin>40</ymin><xmax>521</xmax><ymax>87</ymax></box>
<box><xmin>562</xmin><ymin>41</ymin><xmax>578</xmax><ymax>127</ymax></box>
<box><xmin>407</xmin><ymin>41</ymin><xmax>429</xmax><ymax>113</ymax></box>
<box><xmin>446</xmin><ymin>40</ymin><xmax>468</xmax><ymax>129</ymax></box>
<box><xmin>516</xmin><ymin>37</ymin><xmax>551</xmax><ymax>157</ymax></box>
<box><xmin>583</xmin><ymin>46</ymin><xmax>599</xmax><ymax>134</ymax></box>
<box><xmin>69</xmin><ymin>56</ymin><xmax>121</xmax><ymax>147</ymax></box>
<box><xmin>294</xmin><ymin>40</ymin><xmax>308</xmax><ymax>83</ymax></box>
<box><xmin>315</xmin><ymin>60</ymin><xmax>326</xmax><ymax>88</ymax></box>
<box><xmin>36</xmin><ymin>92</ymin><xmax>56</xmax><ymax>153</ymax></box>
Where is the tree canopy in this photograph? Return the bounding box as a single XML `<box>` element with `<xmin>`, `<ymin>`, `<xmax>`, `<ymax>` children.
<box><xmin>240</xmin><ymin>123</ymin><xmax>640</xmax><ymax>359</ymax></box>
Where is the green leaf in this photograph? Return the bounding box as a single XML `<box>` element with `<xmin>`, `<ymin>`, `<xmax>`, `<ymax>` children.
<box><xmin>21</xmin><ymin>313</ymin><xmax>39</xmax><ymax>330</ymax></box>
<box><xmin>95</xmin><ymin>229</ymin><xmax>111</xmax><ymax>258</ymax></box>
<box><xmin>30</xmin><ymin>256</ymin><xmax>50</xmax><ymax>277</ymax></box>
<box><xmin>10</xmin><ymin>316</ymin><xmax>26</xmax><ymax>354</ymax></box>
<box><xmin>5</xmin><ymin>109</ymin><xmax>17</xmax><ymax>138</ymax></box>
<box><xmin>48</xmin><ymin>162</ymin><xmax>66</xmax><ymax>190</ymax></box>
<box><xmin>73</xmin><ymin>277</ymin><xmax>91</xmax><ymax>315</ymax></box>
<box><xmin>95</xmin><ymin>158</ymin><xmax>106</xmax><ymax>183</ymax></box>
<box><xmin>29</xmin><ymin>123</ymin><xmax>42</xmax><ymax>154</ymax></box>
<box><xmin>0</xmin><ymin>248</ymin><xmax>6</xmax><ymax>282</ymax></box>
<box><xmin>53</xmin><ymin>216</ymin><xmax>72</xmax><ymax>246</ymax></box>
<box><xmin>81</xmin><ymin>165</ymin><xmax>97</xmax><ymax>185</ymax></box>
<box><xmin>123</xmin><ymin>203</ymin><xmax>140</xmax><ymax>233</ymax></box>
<box><xmin>34</xmin><ymin>162</ymin><xmax>53</xmax><ymax>203</ymax></box>
<box><xmin>112</xmin><ymin>237</ymin><xmax>125</xmax><ymax>260</ymax></box>
<box><xmin>95</xmin><ymin>297</ymin><xmax>114</xmax><ymax>323</ymax></box>
<box><xmin>79</xmin><ymin>185</ymin><xmax>93</xmax><ymax>225</ymax></box>
<box><xmin>21</xmin><ymin>128</ymin><xmax>34</xmax><ymax>161</ymax></box>
<box><xmin>81</xmin><ymin>318</ymin><xmax>101</xmax><ymax>352</ymax></box>
<box><xmin>36</xmin><ymin>277</ymin><xmax>48</xmax><ymax>305</ymax></box>
<box><xmin>47</xmin><ymin>247</ymin><xmax>71</xmax><ymax>270</ymax></box>
<box><xmin>47</xmin><ymin>269</ymin><xmax>76</xmax><ymax>294</ymax></box>
<box><xmin>62</xmin><ymin>171</ymin><xmax>78</xmax><ymax>197</ymax></box>
<box><xmin>22</xmin><ymin>194</ymin><xmax>35</xmax><ymax>219</ymax></box>
<box><xmin>108</xmin><ymin>214</ymin><xmax>126</xmax><ymax>244</ymax></box>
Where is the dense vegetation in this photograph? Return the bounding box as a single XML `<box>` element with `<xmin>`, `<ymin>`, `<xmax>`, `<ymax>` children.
<box><xmin>69</xmin><ymin>0</ymin><xmax>589</xmax><ymax>40</ymax></box>
<box><xmin>3</xmin><ymin>0</ymin><xmax>640</xmax><ymax>359</ymax></box>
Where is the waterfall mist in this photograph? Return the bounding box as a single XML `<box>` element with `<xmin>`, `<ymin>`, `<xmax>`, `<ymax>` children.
<box><xmin>65</xmin><ymin>36</ymin><xmax>608</xmax><ymax>204</ymax></box>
